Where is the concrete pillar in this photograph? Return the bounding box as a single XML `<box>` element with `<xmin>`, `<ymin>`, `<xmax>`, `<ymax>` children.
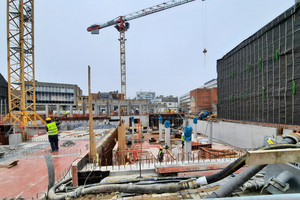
<box><xmin>83</xmin><ymin>102</ymin><xmax>86</xmax><ymax>116</ymax></box>
<box><xmin>184</xmin><ymin>141</ymin><xmax>192</xmax><ymax>161</ymax></box>
<box><xmin>56</xmin><ymin>104</ymin><xmax>60</xmax><ymax>117</ymax></box>
<box><xmin>209</xmin><ymin>122</ymin><xmax>213</xmax><ymax>144</ymax></box>
<box><xmin>139</xmin><ymin>104</ymin><xmax>142</xmax><ymax>115</ymax></box>
<box><xmin>164</xmin><ymin>120</ymin><xmax>171</xmax><ymax>147</ymax></box>
<box><xmin>132</xmin><ymin>122</ymin><xmax>134</xmax><ymax>134</ymax></box>
<box><xmin>94</xmin><ymin>104</ymin><xmax>98</xmax><ymax>116</ymax></box>
<box><xmin>70</xmin><ymin>106</ymin><xmax>73</xmax><ymax>117</ymax></box>
<box><xmin>193</xmin><ymin>117</ymin><xmax>198</xmax><ymax>140</ymax></box>
<box><xmin>159</xmin><ymin>122</ymin><xmax>163</xmax><ymax>141</ymax></box>
<box><xmin>45</xmin><ymin>104</ymin><xmax>49</xmax><ymax>117</ymax></box>
<box><xmin>127</xmin><ymin>102</ymin><xmax>131</xmax><ymax>115</ymax></box>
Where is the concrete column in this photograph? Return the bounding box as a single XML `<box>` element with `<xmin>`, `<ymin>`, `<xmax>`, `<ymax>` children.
<box><xmin>139</xmin><ymin>105</ymin><xmax>142</xmax><ymax>115</ymax></box>
<box><xmin>165</xmin><ymin>127</ymin><xmax>170</xmax><ymax>146</ymax></box>
<box><xmin>209</xmin><ymin>121</ymin><xmax>213</xmax><ymax>144</ymax></box>
<box><xmin>56</xmin><ymin>104</ymin><xmax>60</xmax><ymax>117</ymax></box>
<box><xmin>159</xmin><ymin>122</ymin><xmax>163</xmax><ymax>141</ymax></box>
<box><xmin>45</xmin><ymin>104</ymin><xmax>49</xmax><ymax>117</ymax></box>
<box><xmin>70</xmin><ymin>106</ymin><xmax>73</xmax><ymax>117</ymax></box>
<box><xmin>184</xmin><ymin>141</ymin><xmax>192</xmax><ymax>161</ymax></box>
<box><xmin>83</xmin><ymin>102</ymin><xmax>86</xmax><ymax>116</ymax></box>
<box><xmin>132</xmin><ymin>122</ymin><xmax>135</xmax><ymax>134</ymax></box>
<box><xmin>127</xmin><ymin>102</ymin><xmax>131</xmax><ymax>115</ymax></box>
<box><xmin>164</xmin><ymin>120</ymin><xmax>171</xmax><ymax>147</ymax></box>
<box><xmin>94</xmin><ymin>104</ymin><xmax>98</xmax><ymax>116</ymax></box>
<box><xmin>193</xmin><ymin>118</ymin><xmax>198</xmax><ymax>140</ymax></box>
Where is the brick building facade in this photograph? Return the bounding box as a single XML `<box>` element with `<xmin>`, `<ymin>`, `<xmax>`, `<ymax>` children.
<box><xmin>190</xmin><ymin>87</ymin><xmax>217</xmax><ymax>113</ymax></box>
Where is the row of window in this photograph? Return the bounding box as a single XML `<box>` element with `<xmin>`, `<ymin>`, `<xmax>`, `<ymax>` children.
<box><xmin>27</xmin><ymin>100</ymin><xmax>74</xmax><ymax>104</ymax></box>
<box><xmin>26</xmin><ymin>85</ymin><xmax>74</xmax><ymax>93</ymax></box>
<box><xmin>36</xmin><ymin>94</ymin><xmax>74</xmax><ymax>101</ymax></box>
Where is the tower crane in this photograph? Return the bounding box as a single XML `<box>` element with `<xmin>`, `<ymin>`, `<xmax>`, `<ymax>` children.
<box><xmin>87</xmin><ymin>0</ymin><xmax>196</xmax><ymax>100</ymax></box>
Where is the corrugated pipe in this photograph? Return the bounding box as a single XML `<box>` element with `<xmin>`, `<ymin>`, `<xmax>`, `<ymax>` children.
<box><xmin>48</xmin><ymin>178</ymin><xmax>197</xmax><ymax>200</ymax></box>
<box><xmin>204</xmin><ymin>135</ymin><xmax>299</xmax><ymax>199</ymax></box>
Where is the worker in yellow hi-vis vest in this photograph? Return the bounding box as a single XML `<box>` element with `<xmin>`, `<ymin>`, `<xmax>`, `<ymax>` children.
<box><xmin>46</xmin><ymin>117</ymin><xmax>61</xmax><ymax>153</ymax></box>
<box><xmin>158</xmin><ymin>146</ymin><xmax>164</xmax><ymax>162</ymax></box>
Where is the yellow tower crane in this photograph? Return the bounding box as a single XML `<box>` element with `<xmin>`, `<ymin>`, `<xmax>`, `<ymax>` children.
<box><xmin>4</xmin><ymin>0</ymin><xmax>45</xmax><ymax>127</ymax></box>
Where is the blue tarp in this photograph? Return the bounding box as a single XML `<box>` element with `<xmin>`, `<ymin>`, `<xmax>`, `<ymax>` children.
<box><xmin>193</xmin><ymin>117</ymin><xmax>198</xmax><ymax>124</ymax></box>
<box><xmin>164</xmin><ymin>120</ymin><xmax>171</xmax><ymax>128</ymax></box>
<box><xmin>184</xmin><ymin>126</ymin><xmax>192</xmax><ymax>141</ymax></box>
<box><xmin>159</xmin><ymin>115</ymin><xmax>163</xmax><ymax>123</ymax></box>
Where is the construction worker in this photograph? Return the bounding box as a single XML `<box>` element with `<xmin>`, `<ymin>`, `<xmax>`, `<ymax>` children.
<box><xmin>46</xmin><ymin>117</ymin><xmax>61</xmax><ymax>152</ymax></box>
<box><xmin>64</xmin><ymin>111</ymin><xmax>68</xmax><ymax>117</ymax></box>
<box><xmin>158</xmin><ymin>146</ymin><xmax>164</xmax><ymax>162</ymax></box>
<box><xmin>181</xmin><ymin>133</ymin><xmax>184</xmax><ymax>148</ymax></box>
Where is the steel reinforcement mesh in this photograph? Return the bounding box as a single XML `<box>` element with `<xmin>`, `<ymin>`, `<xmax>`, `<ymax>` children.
<box><xmin>217</xmin><ymin>4</ymin><xmax>300</xmax><ymax>125</ymax></box>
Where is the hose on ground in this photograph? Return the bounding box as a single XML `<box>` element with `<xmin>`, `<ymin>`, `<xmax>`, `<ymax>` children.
<box><xmin>205</xmin><ymin>137</ymin><xmax>298</xmax><ymax>198</ymax></box>
<box><xmin>48</xmin><ymin>178</ymin><xmax>197</xmax><ymax>200</ymax></box>
<box><xmin>197</xmin><ymin>141</ymin><xmax>300</xmax><ymax>186</ymax></box>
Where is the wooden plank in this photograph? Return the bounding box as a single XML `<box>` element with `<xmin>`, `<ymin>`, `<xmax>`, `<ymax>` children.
<box><xmin>245</xmin><ymin>149</ymin><xmax>300</xmax><ymax>165</ymax></box>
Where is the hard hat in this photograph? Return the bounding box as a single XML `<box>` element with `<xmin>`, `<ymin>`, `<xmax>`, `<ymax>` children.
<box><xmin>160</xmin><ymin>146</ymin><xmax>163</xmax><ymax>149</ymax></box>
<box><xmin>46</xmin><ymin>118</ymin><xmax>51</xmax><ymax>121</ymax></box>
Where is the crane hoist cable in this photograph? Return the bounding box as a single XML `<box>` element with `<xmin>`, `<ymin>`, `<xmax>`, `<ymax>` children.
<box><xmin>202</xmin><ymin>0</ymin><xmax>207</xmax><ymax>68</ymax></box>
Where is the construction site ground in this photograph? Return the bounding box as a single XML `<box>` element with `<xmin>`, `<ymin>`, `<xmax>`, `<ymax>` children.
<box><xmin>0</xmin><ymin>124</ymin><xmax>248</xmax><ymax>199</ymax></box>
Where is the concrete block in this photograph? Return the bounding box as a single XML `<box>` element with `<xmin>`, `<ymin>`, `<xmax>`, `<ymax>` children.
<box><xmin>9</xmin><ymin>134</ymin><xmax>22</xmax><ymax>145</ymax></box>
<box><xmin>246</xmin><ymin>149</ymin><xmax>300</xmax><ymax>165</ymax></box>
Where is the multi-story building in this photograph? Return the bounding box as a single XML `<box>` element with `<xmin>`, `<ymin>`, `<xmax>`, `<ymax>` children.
<box><xmin>155</xmin><ymin>95</ymin><xmax>178</xmax><ymax>112</ymax></box>
<box><xmin>26</xmin><ymin>81</ymin><xmax>82</xmax><ymax>110</ymax></box>
<box><xmin>179</xmin><ymin>78</ymin><xmax>218</xmax><ymax>113</ymax></box>
<box><xmin>0</xmin><ymin>73</ymin><xmax>8</xmax><ymax>115</ymax></box>
<box><xmin>190</xmin><ymin>87</ymin><xmax>218</xmax><ymax>114</ymax></box>
<box><xmin>136</xmin><ymin>91</ymin><xmax>155</xmax><ymax>103</ymax></box>
<box><xmin>179</xmin><ymin>92</ymin><xmax>190</xmax><ymax>112</ymax></box>
<box><xmin>77</xmin><ymin>91</ymin><xmax>121</xmax><ymax>111</ymax></box>
<box><xmin>202</xmin><ymin>79</ymin><xmax>217</xmax><ymax>89</ymax></box>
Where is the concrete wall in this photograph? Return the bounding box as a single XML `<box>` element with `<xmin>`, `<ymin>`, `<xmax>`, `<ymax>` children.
<box><xmin>188</xmin><ymin>119</ymin><xmax>282</xmax><ymax>148</ymax></box>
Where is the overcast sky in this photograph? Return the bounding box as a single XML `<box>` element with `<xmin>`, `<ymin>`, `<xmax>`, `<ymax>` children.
<box><xmin>0</xmin><ymin>0</ymin><xmax>295</xmax><ymax>98</ymax></box>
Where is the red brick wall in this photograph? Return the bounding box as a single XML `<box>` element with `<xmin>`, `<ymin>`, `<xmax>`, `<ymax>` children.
<box><xmin>190</xmin><ymin>87</ymin><xmax>217</xmax><ymax>113</ymax></box>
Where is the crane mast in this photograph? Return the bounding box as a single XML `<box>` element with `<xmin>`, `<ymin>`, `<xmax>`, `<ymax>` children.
<box><xmin>87</xmin><ymin>0</ymin><xmax>196</xmax><ymax>100</ymax></box>
<box><xmin>4</xmin><ymin>0</ymin><xmax>45</xmax><ymax>127</ymax></box>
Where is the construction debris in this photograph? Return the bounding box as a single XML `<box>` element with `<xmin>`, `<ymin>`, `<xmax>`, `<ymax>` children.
<box><xmin>60</xmin><ymin>140</ymin><xmax>76</xmax><ymax>147</ymax></box>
